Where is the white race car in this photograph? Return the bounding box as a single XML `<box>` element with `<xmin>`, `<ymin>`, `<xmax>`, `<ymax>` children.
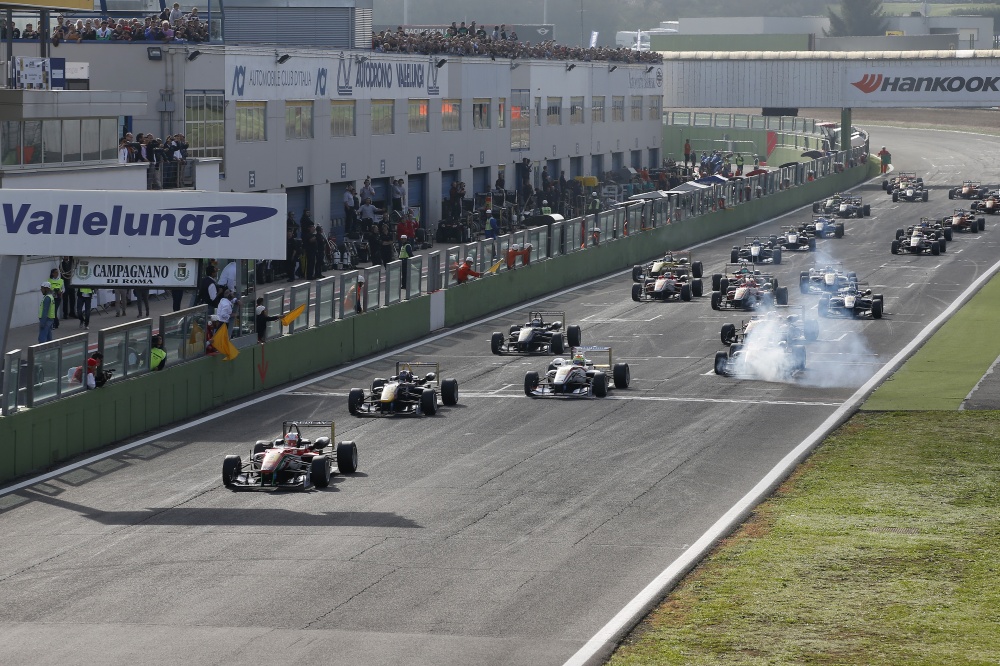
<box><xmin>524</xmin><ymin>346</ymin><xmax>630</xmax><ymax>398</ymax></box>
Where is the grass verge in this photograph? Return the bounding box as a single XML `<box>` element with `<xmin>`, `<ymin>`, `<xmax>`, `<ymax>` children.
<box><xmin>607</xmin><ymin>411</ymin><xmax>1000</xmax><ymax>666</ymax></box>
<box><xmin>864</xmin><ymin>267</ymin><xmax>1000</xmax><ymax>411</ymax></box>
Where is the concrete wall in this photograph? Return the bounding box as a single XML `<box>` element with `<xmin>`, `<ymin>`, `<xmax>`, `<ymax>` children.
<box><xmin>0</xmin><ymin>158</ymin><xmax>878</xmax><ymax>484</ymax></box>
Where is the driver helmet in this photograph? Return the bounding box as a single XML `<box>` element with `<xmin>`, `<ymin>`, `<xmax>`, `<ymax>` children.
<box><xmin>531</xmin><ymin>317</ymin><xmax>542</xmax><ymax>327</ymax></box>
<box><xmin>511</xmin><ymin>243</ymin><xmax>520</xmax><ymax>251</ymax></box>
<box><xmin>572</xmin><ymin>352</ymin><xmax>586</xmax><ymax>366</ymax></box>
<box><xmin>398</xmin><ymin>370</ymin><xmax>412</xmax><ymax>383</ymax></box>
<box><xmin>283</xmin><ymin>432</ymin><xmax>299</xmax><ymax>447</ymax></box>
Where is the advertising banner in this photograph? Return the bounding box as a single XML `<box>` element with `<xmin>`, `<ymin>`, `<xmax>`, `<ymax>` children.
<box><xmin>0</xmin><ymin>190</ymin><xmax>286</xmax><ymax>259</ymax></box>
<box><xmin>72</xmin><ymin>257</ymin><xmax>198</xmax><ymax>288</ymax></box>
<box><xmin>12</xmin><ymin>57</ymin><xmax>50</xmax><ymax>90</ymax></box>
<box><xmin>845</xmin><ymin>65</ymin><xmax>1000</xmax><ymax>105</ymax></box>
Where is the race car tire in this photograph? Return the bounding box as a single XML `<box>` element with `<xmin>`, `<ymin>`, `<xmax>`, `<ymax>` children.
<box><xmin>711</xmin><ymin>291</ymin><xmax>722</xmax><ymax>311</ymax></box>
<box><xmin>917</xmin><ymin>177</ymin><xmax>924</xmax><ymax>184</ymax></box>
<box><xmin>490</xmin><ymin>332</ymin><xmax>504</xmax><ymax>355</ymax></box>
<box><xmin>872</xmin><ymin>299</ymin><xmax>883</xmax><ymax>319</ymax></box>
<box><xmin>721</xmin><ymin>323</ymin><xmax>736</xmax><ymax>345</ymax></box>
<box><xmin>730</xmin><ymin>249</ymin><xmax>739</xmax><ymax>264</ymax></box>
<box><xmin>441</xmin><ymin>378</ymin><xmax>459</xmax><ymax>406</ymax></box>
<box><xmin>834</xmin><ymin>224</ymin><xmax>845</xmax><ymax>239</ymax></box>
<box><xmin>728</xmin><ymin>343</ymin><xmax>743</xmax><ymax>358</ymax></box>
<box><xmin>891</xmin><ymin>240</ymin><xmax>900</xmax><ymax>255</ymax></box>
<box><xmin>881</xmin><ymin>180</ymin><xmax>888</xmax><ymax>191</ymax></box>
<box><xmin>805</xmin><ymin>318</ymin><xmax>819</xmax><ymax>341</ymax></box>
<box><xmin>524</xmin><ymin>371</ymin><xmax>540</xmax><ymax>397</ymax></box>
<box><xmin>808</xmin><ymin>237</ymin><xmax>816</xmax><ymax>251</ymax></box>
<box><xmin>612</xmin><ymin>363</ymin><xmax>630</xmax><ymax>389</ymax></box>
<box><xmin>711</xmin><ymin>273</ymin><xmax>722</xmax><ymax>291</ymax></box>
<box><xmin>720</xmin><ymin>278</ymin><xmax>730</xmax><ymax>294</ymax></box>
<box><xmin>592</xmin><ymin>372</ymin><xmax>608</xmax><ymax>398</ymax></box>
<box><xmin>631</xmin><ymin>283</ymin><xmax>642</xmax><ymax>303</ymax></box>
<box><xmin>714</xmin><ymin>351</ymin><xmax>730</xmax><ymax>376</ymax></box>
<box><xmin>692</xmin><ymin>261</ymin><xmax>703</xmax><ymax>279</ymax></box>
<box><xmin>680</xmin><ymin>283</ymin><xmax>692</xmax><ymax>302</ymax></box>
<box><xmin>223</xmin><ymin>455</ymin><xmax>241</xmax><ymax>487</ymax></box>
<box><xmin>420</xmin><ymin>389</ymin><xmax>438</xmax><ymax>415</ymax></box>
<box><xmin>943</xmin><ymin>227</ymin><xmax>953</xmax><ymax>242</ymax></box>
<box><xmin>510</xmin><ymin>324</ymin><xmax>520</xmax><ymax>335</ymax></box>
<box><xmin>818</xmin><ymin>298</ymin><xmax>830</xmax><ymax>318</ymax></box>
<box><xmin>895</xmin><ymin>228</ymin><xmax>904</xmax><ymax>240</ymax></box>
<box><xmin>979</xmin><ymin>218</ymin><xmax>986</xmax><ymax>231</ymax></box>
<box><xmin>772</xmin><ymin>248</ymin><xmax>782</xmax><ymax>265</ymax></box>
<box><xmin>567</xmin><ymin>325</ymin><xmax>582</xmax><ymax>348</ymax></box>
<box><xmin>631</xmin><ymin>265</ymin><xmax>643</xmax><ymax>282</ymax></box>
<box><xmin>848</xmin><ymin>272</ymin><xmax>858</xmax><ymax>282</ymax></box>
<box><xmin>692</xmin><ymin>279</ymin><xmax>703</xmax><ymax>298</ymax></box>
<box><xmin>793</xmin><ymin>346</ymin><xmax>807</xmax><ymax>371</ymax></box>
<box><xmin>253</xmin><ymin>441</ymin><xmax>268</xmax><ymax>457</ymax></box>
<box><xmin>922</xmin><ymin>190</ymin><xmax>929</xmax><ymax>202</ymax></box>
<box><xmin>939</xmin><ymin>237</ymin><xmax>947</xmax><ymax>253</ymax></box>
<box><xmin>336</xmin><ymin>441</ymin><xmax>359</xmax><ymax>474</ymax></box>
<box><xmin>949</xmin><ymin>189</ymin><xmax>955</xmax><ymax>199</ymax></box>
<box><xmin>892</xmin><ymin>191</ymin><xmax>899</xmax><ymax>203</ymax></box>
<box><xmin>931</xmin><ymin>241</ymin><xmax>940</xmax><ymax>256</ymax></box>
<box><xmin>550</xmin><ymin>332</ymin><xmax>564</xmax><ymax>354</ymax></box>
<box><xmin>863</xmin><ymin>204</ymin><xmax>870</xmax><ymax>216</ymax></box>
<box><xmin>813</xmin><ymin>202</ymin><xmax>821</xmax><ymax>212</ymax></box>
<box><xmin>310</xmin><ymin>455</ymin><xmax>332</xmax><ymax>488</ymax></box>
<box><xmin>799</xmin><ymin>272</ymin><xmax>810</xmax><ymax>294</ymax></box>
<box><xmin>776</xmin><ymin>286</ymin><xmax>789</xmax><ymax>306</ymax></box>
<box><xmin>348</xmin><ymin>388</ymin><xmax>365</xmax><ymax>415</ymax></box>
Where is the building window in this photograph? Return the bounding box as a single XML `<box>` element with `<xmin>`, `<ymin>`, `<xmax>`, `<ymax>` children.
<box><xmin>535</xmin><ymin>96</ymin><xmax>541</xmax><ymax>126</ymax></box>
<box><xmin>371</xmin><ymin>99</ymin><xmax>395</xmax><ymax>135</ymax></box>
<box><xmin>631</xmin><ymin>95</ymin><xmax>643</xmax><ymax>121</ymax></box>
<box><xmin>570</xmin><ymin>96</ymin><xmax>584</xmax><ymax>124</ymax></box>
<box><xmin>442</xmin><ymin>99</ymin><xmax>461</xmax><ymax>131</ymax></box>
<box><xmin>592</xmin><ymin>96</ymin><xmax>605</xmax><ymax>123</ymax></box>
<box><xmin>236</xmin><ymin>101</ymin><xmax>267</xmax><ymax>142</ymax></box>
<box><xmin>184</xmin><ymin>91</ymin><xmax>225</xmax><ymax>159</ymax></box>
<box><xmin>612</xmin><ymin>96</ymin><xmax>625</xmax><ymax>122</ymax></box>
<box><xmin>285</xmin><ymin>100</ymin><xmax>313</xmax><ymax>139</ymax></box>
<box><xmin>331</xmin><ymin>100</ymin><xmax>356</xmax><ymax>137</ymax></box>
<box><xmin>510</xmin><ymin>89</ymin><xmax>530</xmax><ymax>150</ymax></box>
<box><xmin>498</xmin><ymin>97</ymin><xmax>506</xmax><ymax>129</ymax></box>
<box><xmin>473</xmin><ymin>98</ymin><xmax>491</xmax><ymax>129</ymax></box>
<box><xmin>408</xmin><ymin>99</ymin><xmax>429</xmax><ymax>133</ymax></box>
<box><xmin>649</xmin><ymin>95</ymin><xmax>662</xmax><ymax>121</ymax></box>
<box><xmin>546</xmin><ymin>97</ymin><xmax>562</xmax><ymax>125</ymax></box>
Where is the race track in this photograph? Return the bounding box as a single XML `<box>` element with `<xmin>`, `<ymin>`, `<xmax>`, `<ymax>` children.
<box><xmin>2</xmin><ymin>126</ymin><xmax>999</xmax><ymax>666</ymax></box>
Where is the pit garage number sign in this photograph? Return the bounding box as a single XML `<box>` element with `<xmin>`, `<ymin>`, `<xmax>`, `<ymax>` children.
<box><xmin>72</xmin><ymin>257</ymin><xmax>198</xmax><ymax>288</ymax></box>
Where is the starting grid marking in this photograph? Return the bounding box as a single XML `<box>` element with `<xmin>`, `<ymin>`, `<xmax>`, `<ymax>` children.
<box><xmin>286</xmin><ymin>390</ymin><xmax>841</xmax><ymax>407</ymax></box>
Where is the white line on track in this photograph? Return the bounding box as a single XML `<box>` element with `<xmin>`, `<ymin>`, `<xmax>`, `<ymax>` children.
<box><xmin>286</xmin><ymin>391</ymin><xmax>842</xmax><ymax>407</ymax></box>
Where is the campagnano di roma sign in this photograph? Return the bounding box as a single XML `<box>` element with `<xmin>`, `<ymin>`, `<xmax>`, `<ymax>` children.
<box><xmin>72</xmin><ymin>258</ymin><xmax>198</xmax><ymax>288</ymax></box>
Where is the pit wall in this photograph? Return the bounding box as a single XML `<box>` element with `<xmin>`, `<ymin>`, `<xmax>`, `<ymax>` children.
<box><xmin>662</xmin><ymin>126</ymin><xmax>830</xmax><ymax>165</ymax></box>
<box><xmin>0</xmin><ymin>159</ymin><xmax>878</xmax><ymax>484</ymax></box>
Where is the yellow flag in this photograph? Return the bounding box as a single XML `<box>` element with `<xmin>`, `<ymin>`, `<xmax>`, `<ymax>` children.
<box><xmin>485</xmin><ymin>259</ymin><xmax>504</xmax><ymax>274</ymax></box>
<box><xmin>280</xmin><ymin>304</ymin><xmax>306</xmax><ymax>327</ymax></box>
<box><xmin>212</xmin><ymin>323</ymin><xmax>239</xmax><ymax>361</ymax></box>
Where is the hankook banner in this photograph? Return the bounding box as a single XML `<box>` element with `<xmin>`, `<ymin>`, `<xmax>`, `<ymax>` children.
<box><xmin>0</xmin><ymin>189</ymin><xmax>286</xmax><ymax>259</ymax></box>
<box><xmin>73</xmin><ymin>258</ymin><xmax>198</xmax><ymax>288</ymax></box>
<box><xmin>845</xmin><ymin>66</ymin><xmax>1000</xmax><ymax>104</ymax></box>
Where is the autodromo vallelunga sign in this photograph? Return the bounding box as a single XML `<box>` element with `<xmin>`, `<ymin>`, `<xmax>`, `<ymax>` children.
<box><xmin>0</xmin><ymin>190</ymin><xmax>286</xmax><ymax>259</ymax></box>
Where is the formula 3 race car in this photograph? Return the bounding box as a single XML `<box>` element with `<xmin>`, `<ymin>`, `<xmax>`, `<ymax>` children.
<box><xmin>491</xmin><ymin>311</ymin><xmax>582</xmax><ymax>355</ymax></box>
<box><xmin>631</xmin><ymin>250</ymin><xmax>703</xmax><ymax>282</ymax></box>
<box><xmin>971</xmin><ymin>191</ymin><xmax>1000</xmax><ymax>215</ymax></box>
<box><xmin>713</xmin><ymin>336</ymin><xmax>806</xmax><ymax>378</ymax></box>
<box><xmin>632</xmin><ymin>269</ymin><xmax>703</xmax><ymax>302</ymax></box>
<box><xmin>882</xmin><ymin>171</ymin><xmax>923</xmax><ymax>194</ymax></box>
<box><xmin>524</xmin><ymin>346</ymin><xmax>630</xmax><ymax>398</ymax></box>
<box><xmin>222</xmin><ymin>421</ymin><xmax>358</xmax><ymax>490</ymax></box>
<box><xmin>890</xmin><ymin>175</ymin><xmax>929</xmax><ymax>202</ymax></box>
<box><xmin>348</xmin><ymin>361</ymin><xmax>458</xmax><ymax>416</ymax></box>
<box><xmin>776</xmin><ymin>225</ymin><xmax>816</xmax><ymax>252</ymax></box>
<box><xmin>710</xmin><ymin>264</ymin><xmax>788</xmax><ymax>311</ymax></box>
<box><xmin>817</xmin><ymin>283</ymin><xmax>883</xmax><ymax>319</ymax></box>
<box><xmin>720</xmin><ymin>308</ymin><xmax>819</xmax><ymax>347</ymax></box>
<box><xmin>731</xmin><ymin>236</ymin><xmax>782</xmax><ymax>265</ymax></box>
<box><xmin>801</xmin><ymin>215</ymin><xmax>845</xmax><ymax>239</ymax></box>
<box><xmin>891</xmin><ymin>224</ymin><xmax>945</xmax><ymax>256</ymax></box>
<box><xmin>941</xmin><ymin>209</ymin><xmax>985</xmax><ymax>234</ymax></box>
<box><xmin>812</xmin><ymin>193</ymin><xmax>871</xmax><ymax>218</ymax></box>
<box><xmin>799</xmin><ymin>264</ymin><xmax>858</xmax><ymax>294</ymax></box>
<box><xmin>948</xmin><ymin>180</ymin><xmax>987</xmax><ymax>200</ymax></box>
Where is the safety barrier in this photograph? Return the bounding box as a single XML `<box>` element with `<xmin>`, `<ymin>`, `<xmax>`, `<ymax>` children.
<box><xmin>0</xmin><ymin>150</ymin><xmax>877</xmax><ymax>484</ymax></box>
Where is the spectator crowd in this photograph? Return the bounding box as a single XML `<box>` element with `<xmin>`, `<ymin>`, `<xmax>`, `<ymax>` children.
<box><xmin>0</xmin><ymin>4</ymin><xmax>210</xmax><ymax>45</ymax></box>
<box><xmin>118</xmin><ymin>129</ymin><xmax>189</xmax><ymax>189</ymax></box>
<box><xmin>373</xmin><ymin>21</ymin><xmax>663</xmax><ymax>64</ymax></box>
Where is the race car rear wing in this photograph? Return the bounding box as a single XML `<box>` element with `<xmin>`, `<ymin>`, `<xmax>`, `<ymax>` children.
<box><xmin>282</xmin><ymin>420</ymin><xmax>336</xmax><ymax>441</ymax></box>
<box><xmin>723</xmin><ymin>263</ymin><xmax>775</xmax><ymax>282</ymax></box>
<box><xmin>395</xmin><ymin>360</ymin><xmax>441</xmax><ymax>381</ymax></box>
<box><xmin>570</xmin><ymin>345</ymin><xmax>613</xmax><ymax>370</ymax></box>
<box><xmin>528</xmin><ymin>311</ymin><xmax>566</xmax><ymax>328</ymax></box>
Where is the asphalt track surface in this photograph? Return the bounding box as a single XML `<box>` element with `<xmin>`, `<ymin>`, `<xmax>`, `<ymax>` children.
<box><xmin>2</xmin><ymin>127</ymin><xmax>999</xmax><ymax>666</ymax></box>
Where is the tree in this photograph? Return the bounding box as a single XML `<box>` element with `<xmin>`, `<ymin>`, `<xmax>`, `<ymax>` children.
<box><xmin>825</xmin><ymin>0</ymin><xmax>888</xmax><ymax>37</ymax></box>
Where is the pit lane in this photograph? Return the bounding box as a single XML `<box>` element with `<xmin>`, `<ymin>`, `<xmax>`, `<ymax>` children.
<box><xmin>1</xmin><ymin>127</ymin><xmax>999</xmax><ymax>666</ymax></box>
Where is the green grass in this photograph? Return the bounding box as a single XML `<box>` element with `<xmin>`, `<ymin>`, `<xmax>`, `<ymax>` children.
<box><xmin>864</xmin><ymin>269</ymin><xmax>1000</xmax><ymax>411</ymax></box>
<box><xmin>607</xmin><ymin>411</ymin><xmax>1000</xmax><ymax>666</ymax></box>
